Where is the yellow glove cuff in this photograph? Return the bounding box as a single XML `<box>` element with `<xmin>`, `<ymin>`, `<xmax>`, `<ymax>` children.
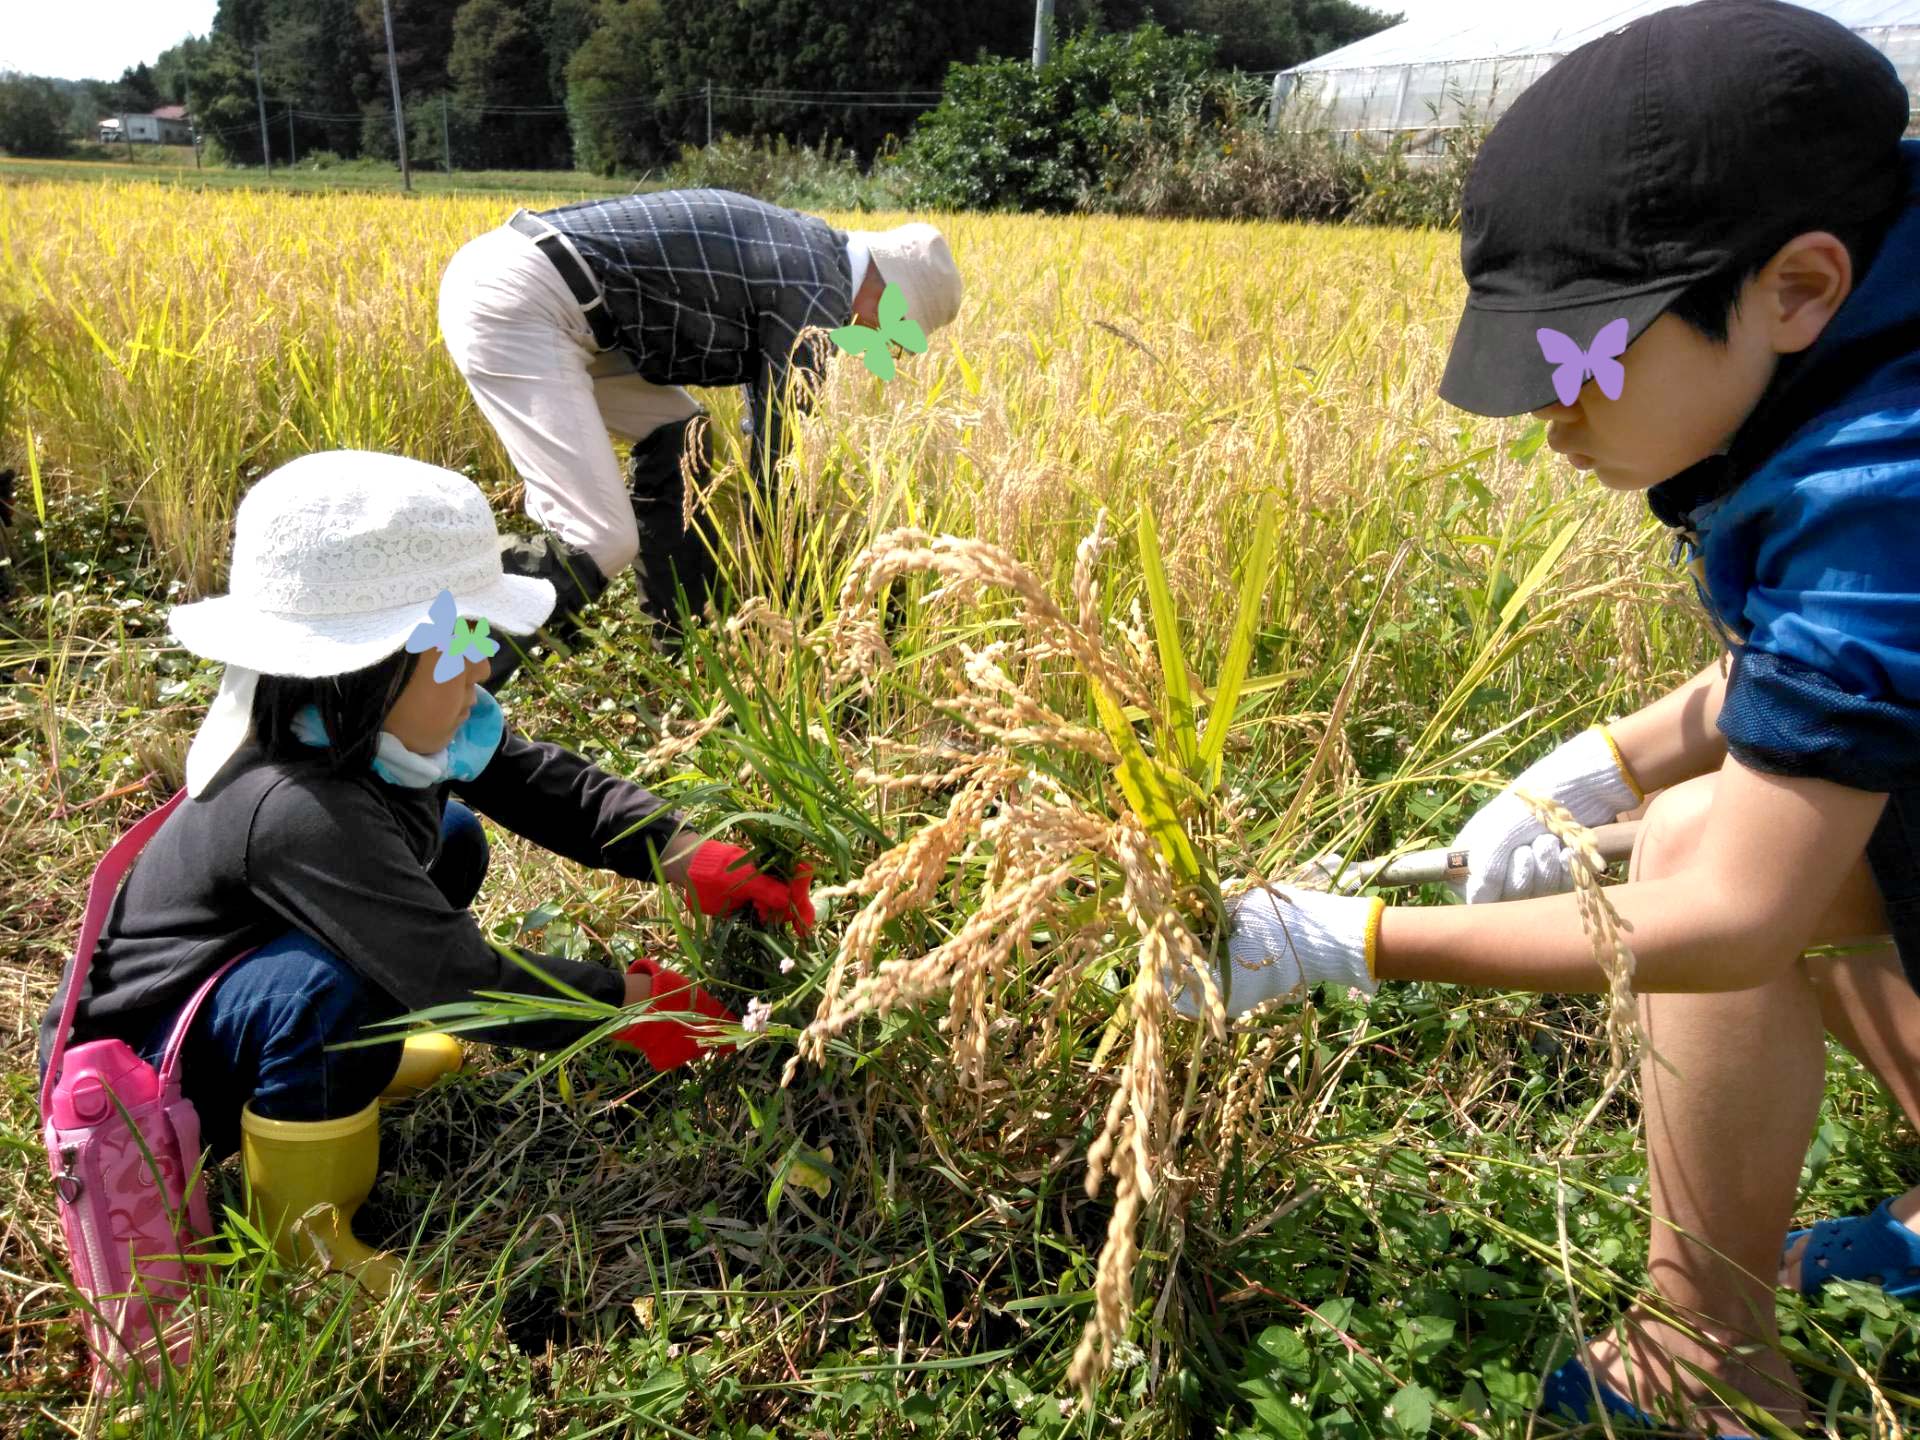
<box><xmin>1362</xmin><ymin>896</ymin><xmax>1385</xmax><ymax>981</ymax></box>
<box><xmin>1592</xmin><ymin>725</ymin><xmax>1645</xmax><ymax>804</ymax></box>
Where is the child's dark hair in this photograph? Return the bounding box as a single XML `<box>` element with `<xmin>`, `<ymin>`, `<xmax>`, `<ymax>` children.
<box><xmin>249</xmin><ymin>649</ymin><xmax>421</xmax><ymax>774</ymax></box>
<box><xmin>1667</xmin><ymin>195</ymin><xmax>1906</xmax><ymax>345</ymax></box>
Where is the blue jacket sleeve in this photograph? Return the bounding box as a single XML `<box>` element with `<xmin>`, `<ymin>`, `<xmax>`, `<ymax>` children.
<box><xmin>1716</xmin><ymin>467</ymin><xmax>1920</xmax><ymax>791</ymax></box>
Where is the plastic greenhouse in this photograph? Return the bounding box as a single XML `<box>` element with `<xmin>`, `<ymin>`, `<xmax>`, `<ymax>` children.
<box><xmin>1270</xmin><ymin>0</ymin><xmax>1920</xmax><ymax>151</ymax></box>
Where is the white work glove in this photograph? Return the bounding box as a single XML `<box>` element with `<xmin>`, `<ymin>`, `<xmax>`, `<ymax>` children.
<box><xmin>1174</xmin><ymin>884</ymin><xmax>1382</xmax><ymax>1020</ymax></box>
<box><xmin>1451</xmin><ymin>726</ymin><xmax>1640</xmax><ymax>905</ymax></box>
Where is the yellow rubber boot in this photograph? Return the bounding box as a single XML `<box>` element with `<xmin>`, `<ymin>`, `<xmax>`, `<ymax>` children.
<box><xmin>240</xmin><ymin>1100</ymin><xmax>403</xmax><ymax>1297</ymax></box>
<box><xmin>378</xmin><ymin>1033</ymin><xmax>464</xmax><ymax>1100</ymax></box>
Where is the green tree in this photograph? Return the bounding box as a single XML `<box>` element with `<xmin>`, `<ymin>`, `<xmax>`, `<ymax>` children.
<box><xmin>104</xmin><ymin>63</ymin><xmax>163</xmax><ymax>114</ymax></box>
<box><xmin>903</xmin><ymin>23</ymin><xmax>1254</xmax><ymax>211</ymax></box>
<box><xmin>173</xmin><ymin>34</ymin><xmax>274</xmax><ymax>164</ymax></box>
<box><xmin>152</xmin><ymin>37</ymin><xmax>213</xmax><ymax>106</ymax></box>
<box><xmin>543</xmin><ymin>0</ymin><xmax>598</xmax><ymax>110</ymax></box>
<box><xmin>565</xmin><ymin>0</ymin><xmax>668</xmax><ymax>175</ymax></box>
<box><xmin>1075</xmin><ymin>0</ymin><xmax>1401</xmax><ymax>72</ymax></box>
<box><xmin>0</xmin><ymin>72</ymin><xmax>72</xmax><ymax>155</ymax></box>
<box><xmin>448</xmin><ymin>0</ymin><xmax>570</xmax><ymax>168</ymax></box>
<box><xmin>643</xmin><ymin>0</ymin><xmax>1034</xmax><ymax>161</ymax></box>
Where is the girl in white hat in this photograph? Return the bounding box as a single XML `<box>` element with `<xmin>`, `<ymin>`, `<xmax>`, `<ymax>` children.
<box><xmin>37</xmin><ymin>451</ymin><xmax>813</xmax><ymax>1294</ymax></box>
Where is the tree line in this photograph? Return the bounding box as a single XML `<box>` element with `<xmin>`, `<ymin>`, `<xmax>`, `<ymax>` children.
<box><xmin>2</xmin><ymin>0</ymin><xmax>1397</xmax><ymax>173</ymax></box>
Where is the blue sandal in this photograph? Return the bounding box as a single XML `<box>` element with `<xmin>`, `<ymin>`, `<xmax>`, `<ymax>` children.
<box><xmin>1784</xmin><ymin>1200</ymin><xmax>1920</xmax><ymax>1299</ymax></box>
<box><xmin>1541</xmin><ymin>1358</ymin><xmax>1753</xmax><ymax>1438</ymax></box>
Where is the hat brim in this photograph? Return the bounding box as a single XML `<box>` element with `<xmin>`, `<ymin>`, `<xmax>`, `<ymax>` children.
<box><xmin>169</xmin><ymin>573</ymin><xmax>556</xmax><ymax>677</ymax></box>
<box><xmin>1438</xmin><ymin>282</ymin><xmax>1693</xmax><ymax>418</ymax></box>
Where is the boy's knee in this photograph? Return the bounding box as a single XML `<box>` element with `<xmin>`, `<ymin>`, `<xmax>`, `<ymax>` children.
<box><xmin>1630</xmin><ymin>775</ymin><xmax>1717</xmax><ymax>882</ymax></box>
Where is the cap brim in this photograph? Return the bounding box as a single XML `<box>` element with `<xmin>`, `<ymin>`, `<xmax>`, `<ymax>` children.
<box><xmin>169</xmin><ymin>573</ymin><xmax>557</xmax><ymax>676</ymax></box>
<box><xmin>1438</xmin><ymin>283</ymin><xmax>1690</xmax><ymax>417</ymax></box>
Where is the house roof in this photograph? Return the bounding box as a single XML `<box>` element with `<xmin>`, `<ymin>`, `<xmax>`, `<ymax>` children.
<box><xmin>152</xmin><ymin>105</ymin><xmax>190</xmax><ymax>121</ymax></box>
<box><xmin>1288</xmin><ymin>0</ymin><xmax>1920</xmax><ymax>71</ymax></box>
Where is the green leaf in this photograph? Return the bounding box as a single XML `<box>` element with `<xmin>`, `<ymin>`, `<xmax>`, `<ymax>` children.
<box><xmin>1090</xmin><ymin>679</ymin><xmax>1202</xmax><ymax>883</ymax></box>
<box><xmin>1498</xmin><ymin>515</ymin><xmax>1582</xmax><ymax>628</ymax></box>
<box><xmin>1506</xmin><ymin>419</ymin><xmax>1548</xmax><ymax>462</ymax></box>
<box><xmin>1251</xmin><ymin>1324</ymin><xmax>1313</xmax><ymax>1378</ymax></box>
<box><xmin>26</xmin><ymin>428</ymin><xmax>46</xmax><ymax>527</ymax></box>
<box><xmin>1385</xmin><ymin>1383</ymin><xmax>1433</xmax><ymax>1437</ymax></box>
<box><xmin>1135</xmin><ymin>503</ymin><xmax>1198</xmax><ymax>774</ymax></box>
<box><xmin>1199</xmin><ymin>504</ymin><xmax>1279</xmax><ymax>792</ymax></box>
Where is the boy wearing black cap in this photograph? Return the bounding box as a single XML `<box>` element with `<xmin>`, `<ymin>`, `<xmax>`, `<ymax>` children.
<box><xmin>1186</xmin><ymin>1</ymin><xmax>1920</xmax><ymax>1431</ymax></box>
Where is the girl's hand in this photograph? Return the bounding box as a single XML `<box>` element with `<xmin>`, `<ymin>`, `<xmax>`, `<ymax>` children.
<box><xmin>612</xmin><ymin>957</ymin><xmax>738</xmax><ymax>1070</ymax></box>
<box><xmin>685</xmin><ymin>842</ymin><xmax>816</xmax><ymax>933</ymax></box>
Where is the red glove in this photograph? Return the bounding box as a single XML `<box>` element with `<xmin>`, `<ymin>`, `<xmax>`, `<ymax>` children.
<box><xmin>611</xmin><ymin>957</ymin><xmax>738</xmax><ymax>1071</ymax></box>
<box><xmin>686</xmin><ymin>843</ymin><xmax>816</xmax><ymax>934</ymax></box>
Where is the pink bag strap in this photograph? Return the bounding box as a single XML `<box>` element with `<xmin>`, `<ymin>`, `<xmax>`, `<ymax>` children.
<box><xmin>40</xmin><ymin>788</ymin><xmax>187</xmax><ymax>1118</ymax></box>
<box><xmin>157</xmin><ymin>948</ymin><xmax>254</xmax><ymax>1088</ymax></box>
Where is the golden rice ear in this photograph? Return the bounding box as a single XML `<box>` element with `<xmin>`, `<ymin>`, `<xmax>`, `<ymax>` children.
<box><xmin>1513</xmin><ymin>787</ymin><xmax>1644</xmax><ymax>1131</ymax></box>
<box><xmin>792</xmin><ymin>515</ymin><xmax>1248</xmax><ymax>1402</ymax></box>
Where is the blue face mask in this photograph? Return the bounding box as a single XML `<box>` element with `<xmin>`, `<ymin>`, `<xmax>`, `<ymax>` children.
<box><xmin>291</xmin><ymin>687</ymin><xmax>506</xmax><ymax>788</ymax></box>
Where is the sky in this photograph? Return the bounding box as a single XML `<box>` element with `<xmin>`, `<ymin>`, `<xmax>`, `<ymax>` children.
<box><xmin>3</xmin><ymin>0</ymin><xmax>219</xmax><ymax>83</ymax></box>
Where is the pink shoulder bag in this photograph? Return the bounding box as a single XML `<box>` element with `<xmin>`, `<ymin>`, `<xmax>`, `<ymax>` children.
<box><xmin>39</xmin><ymin>788</ymin><xmax>250</xmax><ymax>1392</ymax></box>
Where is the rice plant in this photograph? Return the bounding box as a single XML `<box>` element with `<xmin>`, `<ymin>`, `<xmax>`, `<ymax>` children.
<box><xmin>3</xmin><ymin>176</ymin><xmax>1914</xmax><ymax>1437</ymax></box>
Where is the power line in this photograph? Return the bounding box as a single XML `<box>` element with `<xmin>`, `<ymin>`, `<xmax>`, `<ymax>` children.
<box><xmin>257</xmin><ymin>85</ymin><xmax>944</xmax><ymax>122</ymax></box>
<box><xmin>707</xmin><ymin>93</ymin><xmax>934</xmax><ymax>108</ymax></box>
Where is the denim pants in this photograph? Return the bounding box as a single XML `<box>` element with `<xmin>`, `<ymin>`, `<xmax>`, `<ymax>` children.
<box><xmin>135</xmin><ymin>802</ymin><xmax>490</xmax><ymax>1159</ymax></box>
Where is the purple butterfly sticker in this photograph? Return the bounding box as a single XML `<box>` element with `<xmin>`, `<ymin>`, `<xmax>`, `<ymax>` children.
<box><xmin>1536</xmin><ymin>318</ymin><xmax>1629</xmax><ymax>407</ymax></box>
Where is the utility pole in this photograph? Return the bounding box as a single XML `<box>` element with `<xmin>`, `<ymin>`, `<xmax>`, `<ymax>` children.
<box><xmin>287</xmin><ymin>106</ymin><xmax>297</xmax><ymax>166</ymax></box>
<box><xmin>1032</xmin><ymin>0</ymin><xmax>1054</xmax><ymax>70</ymax></box>
<box><xmin>252</xmin><ymin>46</ymin><xmax>272</xmax><ymax>175</ymax></box>
<box><xmin>379</xmin><ymin>0</ymin><xmax>412</xmax><ymax>191</ymax></box>
<box><xmin>441</xmin><ymin>95</ymin><xmax>451</xmax><ymax>174</ymax></box>
<box><xmin>705</xmin><ymin>80</ymin><xmax>712</xmax><ymax>148</ymax></box>
<box><xmin>118</xmin><ymin>112</ymin><xmax>132</xmax><ymax>162</ymax></box>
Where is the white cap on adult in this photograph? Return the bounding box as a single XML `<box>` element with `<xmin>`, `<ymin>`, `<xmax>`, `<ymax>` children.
<box><xmin>849</xmin><ymin>222</ymin><xmax>963</xmax><ymax>333</ymax></box>
<box><xmin>170</xmin><ymin>450</ymin><xmax>554</xmax><ymax>797</ymax></box>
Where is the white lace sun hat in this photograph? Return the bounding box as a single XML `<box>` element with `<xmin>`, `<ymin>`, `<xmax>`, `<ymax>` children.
<box><xmin>171</xmin><ymin>450</ymin><xmax>555</xmax><ymax>796</ymax></box>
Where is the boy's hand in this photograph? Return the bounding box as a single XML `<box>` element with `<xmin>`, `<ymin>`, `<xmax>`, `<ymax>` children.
<box><xmin>1173</xmin><ymin>884</ymin><xmax>1382</xmax><ymax>1019</ymax></box>
<box><xmin>685</xmin><ymin>842</ymin><xmax>817</xmax><ymax>933</ymax></box>
<box><xmin>1451</xmin><ymin>726</ymin><xmax>1640</xmax><ymax>904</ymax></box>
<box><xmin>612</xmin><ymin>956</ymin><xmax>739</xmax><ymax>1070</ymax></box>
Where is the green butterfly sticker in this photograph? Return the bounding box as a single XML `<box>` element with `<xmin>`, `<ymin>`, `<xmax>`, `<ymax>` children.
<box><xmin>830</xmin><ymin>281</ymin><xmax>928</xmax><ymax>382</ymax></box>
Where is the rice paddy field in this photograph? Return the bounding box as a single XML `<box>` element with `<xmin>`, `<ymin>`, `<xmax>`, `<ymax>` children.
<box><xmin>1</xmin><ymin>176</ymin><xmax>1917</xmax><ymax>1438</ymax></box>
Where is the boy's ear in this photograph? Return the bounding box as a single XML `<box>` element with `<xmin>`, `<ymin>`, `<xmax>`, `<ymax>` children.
<box><xmin>1758</xmin><ymin>232</ymin><xmax>1853</xmax><ymax>356</ymax></box>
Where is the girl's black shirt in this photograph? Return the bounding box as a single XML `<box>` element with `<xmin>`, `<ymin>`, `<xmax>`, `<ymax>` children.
<box><xmin>38</xmin><ymin>723</ymin><xmax>684</xmax><ymax>1071</ymax></box>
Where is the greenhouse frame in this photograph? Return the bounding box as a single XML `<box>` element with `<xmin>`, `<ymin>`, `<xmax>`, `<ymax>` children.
<box><xmin>1270</xmin><ymin>0</ymin><xmax>1920</xmax><ymax>150</ymax></box>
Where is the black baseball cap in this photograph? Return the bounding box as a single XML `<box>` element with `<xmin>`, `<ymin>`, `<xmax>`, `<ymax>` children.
<box><xmin>1440</xmin><ymin>0</ymin><xmax>1911</xmax><ymax>418</ymax></box>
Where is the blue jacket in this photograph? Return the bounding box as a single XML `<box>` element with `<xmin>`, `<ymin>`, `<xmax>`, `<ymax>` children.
<box><xmin>1649</xmin><ymin>139</ymin><xmax>1920</xmax><ymax>795</ymax></box>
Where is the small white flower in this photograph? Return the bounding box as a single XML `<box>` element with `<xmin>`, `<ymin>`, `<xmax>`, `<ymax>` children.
<box><xmin>742</xmin><ymin>997</ymin><xmax>773</xmax><ymax>1033</ymax></box>
<box><xmin>779</xmin><ymin>957</ymin><xmax>796</xmax><ymax>974</ymax></box>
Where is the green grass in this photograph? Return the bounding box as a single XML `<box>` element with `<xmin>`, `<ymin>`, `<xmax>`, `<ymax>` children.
<box><xmin>0</xmin><ymin>152</ymin><xmax>643</xmax><ymax>200</ymax></box>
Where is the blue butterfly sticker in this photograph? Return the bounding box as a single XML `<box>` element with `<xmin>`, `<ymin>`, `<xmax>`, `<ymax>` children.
<box><xmin>406</xmin><ymin>588</ymin><xmax>499</xmax><ymax>684</ymax></box>
<box><xmin>830</xmin><ymin>282</ymin><xmax>928</xmax><ymax>382</ymax></box>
